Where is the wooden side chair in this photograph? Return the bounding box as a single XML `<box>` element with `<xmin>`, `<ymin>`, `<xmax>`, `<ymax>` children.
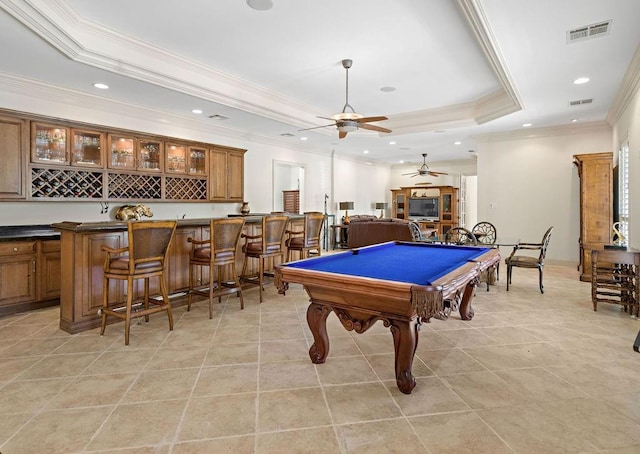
<box><xmin>285</xmin><ymin>211</ymin><xmax>325</xmax><ymax>261</ymax></box>
<box><xmin>241</xmin><ymin>214</ymin><xmax>289</xmax><ymax>302</ymax></box>
<box><xmin>187</xmin><ymin>217</ymin><xmax>245</xmax><ymax>318</ymax></box>
<box><xmin>506</xmin><ymin>226</ymin><xmax>553</xmax><ymax>293</ymax></box>
<box><xmin>100</xmin><ymin>220</ymin><xmax>177</xmax><ymax>345</ymax></box>
<box><xmin>591</xmin><ymin>249</ymin><xmax>640</xmax><ymax>317</ymax></box>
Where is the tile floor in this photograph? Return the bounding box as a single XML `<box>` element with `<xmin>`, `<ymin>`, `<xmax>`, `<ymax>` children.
<box><xmin>1</xmin><ymin>264</ymin><xmax>640</xmax><ymax>453</ymax></box>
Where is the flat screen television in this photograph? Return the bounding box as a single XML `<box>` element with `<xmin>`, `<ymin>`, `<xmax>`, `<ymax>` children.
<box><xmin>408</xmin><ymin>197</ymin><xmax>439</xmax><ymax>221</ymax></box>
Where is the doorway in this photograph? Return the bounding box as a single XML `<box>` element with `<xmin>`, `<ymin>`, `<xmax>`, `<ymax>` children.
<box><xmin>272</xmin><ymin>160</ymin><xmax>305</xmax><ymax>213</ymax></box>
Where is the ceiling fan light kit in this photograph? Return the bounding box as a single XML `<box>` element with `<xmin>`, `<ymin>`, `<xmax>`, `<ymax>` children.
<box><xmin>402</xmin><ymin>153</ymin><xmax>449</xmax><ymax>178</ymax></box>
<box><xmin>246</xmin><ymin>0</ymin><xmax>273</xmax><ymax>11</ymax></box>
<box><xmin>299</xmin><ymin>59</ymin><xmax>392</xmax><ymax>139</ymax></box>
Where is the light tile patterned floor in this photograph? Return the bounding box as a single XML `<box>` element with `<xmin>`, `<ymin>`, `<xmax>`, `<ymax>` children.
<box><xmin>1</xmin><ymin>264</ymin><xmax>640</xmax><ymax>453</ymax></box>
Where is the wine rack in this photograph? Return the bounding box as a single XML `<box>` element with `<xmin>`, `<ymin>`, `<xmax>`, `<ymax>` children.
<box><xmin>165</xmin><ymin>177</ymin><xmax>207</xmax><ymax>200</ymax></box>
<box><xmin>31</xmin><ymin>167</ymin><xmax>103</xmax><ymax>198</ymax></box>
<box><xmin>107</xmin><ymin>173</ymin><xmax>162</xmax><ymax>199</ymax></box>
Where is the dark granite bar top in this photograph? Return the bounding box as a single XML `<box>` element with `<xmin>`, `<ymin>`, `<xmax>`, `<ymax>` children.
<box><xmin>1</xmin><ymin>214</ymin><xmax>305</xmax><ymax>240</ymax></box>
<box><xmin>0</xmin><ymin>225</ymin><xmax>60</xmax><ymax>242</ymax></box>
<box><xmin>51</xmin><ymin>214</ymin><xmax>304</xmax><ymax>233</ymax></box>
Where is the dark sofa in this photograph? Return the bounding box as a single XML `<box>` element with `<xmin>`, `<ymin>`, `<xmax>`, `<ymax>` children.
<box><xmin>346</xmin><ymin>217</ymin><xmax>423</xmax><ymax>248</ymax></box>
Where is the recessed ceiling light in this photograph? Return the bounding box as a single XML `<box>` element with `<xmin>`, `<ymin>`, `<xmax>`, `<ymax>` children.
<box><xmin>246</xmin><ymin>0</ymin><xmax>273</xmax><ymax>10</ymax></box>
<box><xmin>573</xmin><ymin>77</ymin><xmax>590</xmax><ymax>85</ymax></box>
<box><xmin>380</xmin><ymin>86</ymin><xmax>396</xmax><ymax>92</ymax></box>
<box><xmin>93</xmin><ymin>83</ymin><xmax>109</xmax><ymax>90</ymax></box>
<box><xmin>191</xmin><ymin>109</ymin><xmax>203</xmax><ymax>114</ymax></box>
<box><xmin>389</xmin><ymin>141</ymin><xmax>396</xmax><ymax>145</ymax></box>
<box><xmin>571</xmin><ymin>118</ymin><xmax>579</xmax><ymax>123</ymax></box>
<box><xmin>522</xmin><ymin>123</ymin><xmax>532</xmax><ymax>127</ymax></box>
<box><xmin>300</xmin><ymin>137</ymin><xmax>307</xmax><ymax>141</ymax></box>
<box><xmin>454</xmin><ymin>141</ymin><xmax>461</xmax><ymax>145</ymax></box>
<box><xmin>363</xmin><ymin>150</ymin><xmax>369</xmax><ymax>154</ymax></box>
<box><xmin>399</xmin><ymin>160</ymin><xmax>405</xmax><ymax>164</ymax></box>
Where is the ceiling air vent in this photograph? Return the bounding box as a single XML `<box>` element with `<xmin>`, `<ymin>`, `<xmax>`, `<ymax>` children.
<box><xmin>569</xmin><ymin>98</ymin><xmax>593</xmax><ymax>106</ymax></box>
<box><xmin>280</xmin><ymin>133</ymin><xmax>295</xmax><ymax>137</ymax></box>
<box><xmin>208</xmin><ymin>114</ymin><xmax>229</xmax><ymax>120</ymax></box>
<box><xmin>567</xmin><ymin>21</ymin><xmax>611</xmax><ymax>43</ymax></box>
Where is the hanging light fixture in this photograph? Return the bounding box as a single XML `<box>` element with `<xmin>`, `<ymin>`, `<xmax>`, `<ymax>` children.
<box><xmin>246</xmin><ymin>0</ymin><xmax>273</xmax><ymax>11</ymax></box>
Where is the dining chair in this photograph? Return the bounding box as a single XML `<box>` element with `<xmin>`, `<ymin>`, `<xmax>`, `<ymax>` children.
<box><xmin>472</xmin><ymin>221</ymin><xmax>498</xmax><ymax>291</ymax></box>
<box><xmin>444</xmin><ymin>227</ymin><xmax>478</xmax><ymax>245</ymax></box>
<box><xmin>285</xmin><ymin>211</ymin><xmax>325</xmax><ymax>261</ymax></box>
<box><xmin>100</xmin><ymin>220</ymin><xmax>177</xmax><ymax>345</ymax></box>
<box><xmin>241</xmin><ymin>214</ymin><xmax>289</xmax><ymax>302</ymax></box>
<box><xmin>505</xmin><ymin>226</ymin><xmax>553</xmax><ymax>293</ymax></box>
<box><xmin>187</xmin><ymin>217</ymin><xmax>245</xmax><ymax>318</ymax></box>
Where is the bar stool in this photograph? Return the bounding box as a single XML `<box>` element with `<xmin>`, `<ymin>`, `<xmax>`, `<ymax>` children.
<box><xmin>241</xmin><ymin>214</ymin><xmax>289</xmax><ymax>302</ymax></box>
<box><xmin>285</xmin><ymin>211</ymin><xmax>325</xmax><ymax>261</ymax></box>
<box><xmin>187</xmin><ymin>217</ymin><xmax>245</xmax><ymax>318</ymax></box>
<box><xmin>100</xmin><ymin>220</ymin><xmax>177</xmax><ymax>345</ymax></box>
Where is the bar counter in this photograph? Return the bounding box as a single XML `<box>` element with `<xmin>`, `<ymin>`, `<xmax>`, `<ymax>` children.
<box><xmin>52</xmin><ymin>215</ymin><xmax>303</xmax><ymax>334</ymax></box>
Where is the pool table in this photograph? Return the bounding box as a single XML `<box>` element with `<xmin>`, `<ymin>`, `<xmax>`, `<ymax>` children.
<box><xmin>275</xmin><ymin>241</ymin><xmax>500</xmax><ymax>394</ymax></box>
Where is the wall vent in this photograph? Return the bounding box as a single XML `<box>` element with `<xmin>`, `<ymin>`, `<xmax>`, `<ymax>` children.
<box><xmin>569</xmin><ymin>98</ymin><xmax>593</xmax><ymax>106</ymax></box>
<box><xmin>567</xmin><ymin>21</ymin><xmax>611</xmax><ymax>43</ymax></box>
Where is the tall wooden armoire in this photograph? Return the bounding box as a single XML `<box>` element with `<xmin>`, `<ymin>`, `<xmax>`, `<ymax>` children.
<box><xmin>573</xmin><ymin>152</ymin><xmax>613</xmax><ymax>281</ymax></box>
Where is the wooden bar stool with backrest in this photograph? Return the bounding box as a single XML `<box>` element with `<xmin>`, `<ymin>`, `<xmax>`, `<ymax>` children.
<box><xmin>286</xmin><ymin>211</ymin><xmax>325</xmax><ymax>261</ymax></box>
<box><xmin>186</xmin><ymin>217</ymin><xmax>245</xmax><ymax>318</ymax></box>
<box><xmin>241</xmin><ymin>214</ymin><xmax>289</xmax><ymax>302</ymax></box>
<box><xmin>100</xmin><ymin>220</ymin><xmax>177</xmax><ymax>345</ymax></box>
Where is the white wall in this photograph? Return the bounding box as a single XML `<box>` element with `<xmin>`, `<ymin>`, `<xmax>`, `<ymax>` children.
<box><xmin>611</xmin><ymin>73</ymin><xmax>640</xmax><ymax>250</ymax></box>
<box><xmin>476</xmin><ymin>123</ymin><xmax>612</xmax><ymax>264</ymax></box>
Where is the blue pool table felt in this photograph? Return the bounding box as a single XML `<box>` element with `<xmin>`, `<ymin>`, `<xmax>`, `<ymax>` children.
<box><xmin>286</xmin><ymin>242</ymin><xmax>490</xmax><ymax>285</ymax></box>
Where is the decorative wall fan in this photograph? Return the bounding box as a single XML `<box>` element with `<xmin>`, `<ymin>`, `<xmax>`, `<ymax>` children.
<box><xmin>300</xmin><ymin>59</ymin><xmax>392</xmax><ymax>139</ymax></box>
<box><xmin>402</xmin><ymin>153</ymin><xmax>448</xmax><ymax>178</ymax></box>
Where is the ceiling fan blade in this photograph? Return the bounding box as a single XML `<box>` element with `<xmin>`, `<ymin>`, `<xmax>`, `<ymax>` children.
<box><xmin>338</xmin><ymin>131</ymin><xmax>348</xmax><ymax>139</ymax></box>
<box><xmin>357</xmin><ymin>116</ymin><xmax>388</xmax><ymax>123</ymax></box>
<box><xmin>298</xmin><ymin>123</ymin><xmax>336</xmax><ymax>132</ymax></box>
<box><xmin>358</xmin><ymin>123</ymin><xmax>392</xmax><ymax>134</ymax></box>
<box><xmin>401</xmin><ymin>172</ymin><xmax>417</xmax><ymax>176</ymax></box>
<box><xmin>429</xmin><ymin>171</ymin><xmax>448</xmax><ymax>176</ymax></box>
<box><xmin>317</xmin><ymin>116</ymin><xmax>336</xmax><ymax>121</ymax></box>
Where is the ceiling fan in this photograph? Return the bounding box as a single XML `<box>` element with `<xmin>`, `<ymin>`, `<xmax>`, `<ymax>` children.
<box><xmin>402</xmin><ymin>153</ymin><xmax>448</xmax><ymax>178</ymax></box>
<box><xmin>300</xmin><ymin>59</ymin><xmax>392</xmax><ymax>139</ymax></box>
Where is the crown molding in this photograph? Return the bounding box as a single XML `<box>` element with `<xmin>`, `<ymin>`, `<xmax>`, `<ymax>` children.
<box><xmin>457</xmin><ymin>0</ymin><xmax>523</xmax><ymax>113</ymax></box>
<box><xmin>606</xmin><ymin>43</ymin><xmax>640</xmax><ymax>125</ymax></box>
<box><xmin>0</xmin><ymin>70</ymin><xmax>337</xmax><ymax>157</ymax></box>
<box><xmin>473</xmin><ymin>121</ymin><xmax>611</xmax><ymax>143</ymax></box>
<box><xmin>0</xmin><ymin>0</ymin><xmax>525</xmax><ymax>139</ymax></box>
<box><xmin>0</xmin><ymin>0</ymin><xmax>326</xmax><ymax>128</ymax></box>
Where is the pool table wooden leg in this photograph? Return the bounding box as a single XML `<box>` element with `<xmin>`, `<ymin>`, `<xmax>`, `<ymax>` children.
<box><xmin>458</xmin><ymin>278</ymin><xmax>479</xmax><ymax>321</ymax></box>
<box><xmin>388</xmin><ymin>318</ymin><xmax>420</xmax><ymax>394</ymax></box>
<box><xmin>307</xmin><ymin>302</ymin><xmax>332</xmax><ymax>364</ymax></box>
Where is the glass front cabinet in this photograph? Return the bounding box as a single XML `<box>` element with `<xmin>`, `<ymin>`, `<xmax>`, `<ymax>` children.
<box><xmin>188</xmin><ymin>146</ymin><xmax>208</xmax><ymax>175</ymax></box>
<box><xmin>71</xmin><ymin>129</ymin><xmax>104</xmax><ymax>167</ymax></box>
<box><xmin>108</xmin><ymin>134</ymin><xmax>162</xmax><ymax>172</ymax></box>
<box><xmin>391</xmin><ymin>189</ymin><xmax>406</xmax><ymax>219</ymax></box>
<box><xmin>32</xmin><ymin>123</ymin><xmax>70</xmax><ymax>165</ymax></box>
<box><xmin>165</xmin><ymin>143</ymin><xmax>208</xmax><ymax>175</ymax></box>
